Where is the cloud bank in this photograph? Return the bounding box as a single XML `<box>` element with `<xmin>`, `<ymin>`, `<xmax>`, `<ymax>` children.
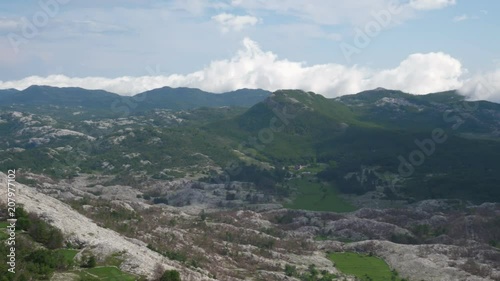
<box><xmin>460</xmin><ymin>70</ymin><xmax>500</xmax><ymax>102</ymax></box>
<box><xmin>0</xmin><ymin>38</ymin><xmax>498</xmax><ymax>102</ymax></box>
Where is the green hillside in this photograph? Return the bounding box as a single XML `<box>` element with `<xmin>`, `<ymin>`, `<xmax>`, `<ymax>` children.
<box><xmin>207</xmin><ymin>89</ymin><xmax>500</xmax><ymax>203</ymax></box>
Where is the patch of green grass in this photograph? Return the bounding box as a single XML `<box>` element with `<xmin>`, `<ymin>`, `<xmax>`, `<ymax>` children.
<box><xmin>79</xmin><ymin>266</ymin><xmax>137</xmax><ymax>281</ymax></box>
<box><xmin>314</xmin><ymin>235</ymin><xmax>329</xmax><ymax>241</ymax></box>
<box><xmin>329</xmin><ymin>252</ymin><xmax>402</xmax><ymax>281</ymax></box>
<box><xmin>284</xmin><ymin>178</ymin><xmax>356</xmax><ymax>213</ymax></box>
<box><xmin>102</xmin><ymin>252</ymin><xmax>125</xmax><ymax>267</ymax></box>
<box><xmin>56</xmin><ymin>249</ymin><xmax>79</xmax><ymax>263</ymax></box>
<box><xmin>0</xmin><ymin>221</ymin><xmax>10</xmax><ymax>240</ymax></box>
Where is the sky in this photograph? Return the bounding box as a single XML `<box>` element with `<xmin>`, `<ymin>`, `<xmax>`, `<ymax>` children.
<box><xmin>0</xmin><ymin>0</ymin><xmax>499</xmax><ymax>101</ymax></box>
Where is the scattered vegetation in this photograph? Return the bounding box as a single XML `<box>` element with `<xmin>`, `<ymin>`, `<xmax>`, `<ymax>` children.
<box><xmin>283</xmin><ymin>263</ymin><xmax>337</xmax><ymax>281</ymax></box>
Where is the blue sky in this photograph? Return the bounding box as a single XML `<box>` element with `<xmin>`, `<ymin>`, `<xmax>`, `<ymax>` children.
<box><xmin>0</xmin><ymin>0</ymin><xmax>499</xmax><ymax>101</ymax></box>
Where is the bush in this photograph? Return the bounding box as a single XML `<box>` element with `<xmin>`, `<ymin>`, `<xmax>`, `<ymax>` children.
<box><xmin>199</xmin><ymin>210</ymin><xmax>207</xmax><ymax>221</ymax></box>
<box><xmin>164</xmin><ymin>250</ymin><xmax>187</xmax><ymax>263</ymax></box>
<box><xmin>82</xmin><ymin>255</ymin><xmax>97</xmax><ymax>268</ymax></box>
<box><xmin>390</xmin><ymin>233</ymin><xmax>418</xmax><ymax>245</ymax></box>
<box><xmin>284</xmin><ymin>264</ymin><xmax>297</xmax><ymax>277</ymax></box>
<box><xmin>25</xmin><ymin>249</ymin><xmax>70</xmax><ymax>277</ymax></box>
<box><xmin>28</xmin><ymin>215</ymin><xmax>64</xmax><ymax>249</ymax></box>
<box><xmin>160</xmin><ymin>270</ymin><xmax>181</xmax><ymax>281</ymax></box>
<box><xmin>275</xmin><ymin>213</ymin><xmax>295</xmax><ymax>224</ymax></box>
<box><xmin>153</xmin><ymin>197</ymin><xmax>169</xmax><ymax>205</ymax></box>
<box><xmin>15</xmin><ymin>206</ymin><xmax>31</xmax><ymax>231</ymax></box>
<box><xmin>225</xmin><ymin>192</ymin><xmax>236</xmax><ymax>201</ymax></box>
<box><xmin>14</xmin><ymin>208</ymin><xmax>65</xmax><ymax>249</ymax></box>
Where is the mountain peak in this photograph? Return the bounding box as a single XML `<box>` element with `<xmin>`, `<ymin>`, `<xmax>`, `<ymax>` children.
<box><xmin>270</xmin><ymin>89</ymin><xmax>319</xmax><ymax>101</ymax></box>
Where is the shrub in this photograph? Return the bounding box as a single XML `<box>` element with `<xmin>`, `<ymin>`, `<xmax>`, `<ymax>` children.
<box><xmin>226</xmin><ymin>192</ymin><xmax>236</xmax><ymax>201</ymax></box>
<box><xmin>160</xmin><ymin>270</ymin><xmax>181</xmax><ymax>281</ymax></box>
<box><xmin>82</xmin><ymin>255</ymin><xmax>97</xmax><ymax>268</ymax></box>
<box><xmin>25</xmin><ymin>249</ymin><xmax>70</xmax><ymax>278</ymax></box>
<box><xmin>284</xmin><ymin>264</ymin><xmax>297</xmax><ymax>277</ymax></box>
<box><xmin>15</xmin><ymin>206</ymin><xmax>31</xmax><ymax>231</ymax></box>
<box><xmin>153</xmin><ymin>197</ymin><xmax>169</xmax><ymax>205</ymax></box>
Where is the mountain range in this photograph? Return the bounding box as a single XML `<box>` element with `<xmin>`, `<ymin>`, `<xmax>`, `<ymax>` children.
<box><xmin>1</xmin><ymin>85</ymin><xmax>499</xmax><ymax>203</ymax></box>
<box><xmin>0</xmin><ymin>85</ymin><xmax>271</xmax><ymax>112</ymax></box>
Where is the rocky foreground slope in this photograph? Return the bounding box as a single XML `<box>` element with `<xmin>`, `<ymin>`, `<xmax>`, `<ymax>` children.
<box><xmin>0</xmin><ymin>172</ymin><xmax>215</xmax><ymax>280</ymax></box>
<box><xmin>2</xmin><ymin>172</ymin><xmax>500</xmax><ymax>280</ymax></box>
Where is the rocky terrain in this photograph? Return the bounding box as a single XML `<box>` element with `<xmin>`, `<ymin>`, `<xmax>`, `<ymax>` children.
<box><xmin>0</xmin><ymin>172</ymin><xmax>217</xmax><ymax>280</ymax></box>
<box><xmin>2</xmin><ymin>87</ymin><xmax>500</xmax><ymax>280</ymax></box>
<box><xmin>2</xmin><ymin>172</ymin><xmax>499</xmax><ymax>281</ymax></box>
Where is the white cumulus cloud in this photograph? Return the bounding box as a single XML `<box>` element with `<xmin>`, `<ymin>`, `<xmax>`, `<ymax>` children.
<box><xmin>212</xmin><ymin>13</ymin><xmax>259</xmax><ymax>32</ymax></box>
<box><xmin>1</xmin><ymin>38</ymin><xmax>499</xmax><ymax>102</ymax></box>
<box><xmin>460</xmin><ymin>70</ymin><xmax>500</xmax><ymax>103</ymax></box>
<box><xmin>368</xmin><ymin>52</ymin><xmax>464</xmax><ymax>94</ymax></box>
